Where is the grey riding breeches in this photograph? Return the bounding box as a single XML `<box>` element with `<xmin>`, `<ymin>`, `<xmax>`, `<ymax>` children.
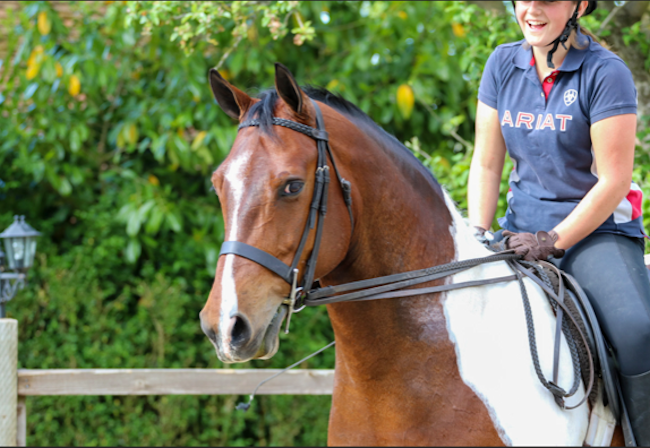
<box><xmin>555</xmin><ymin>232</ymin><xmax>650</xmax><ymax>376</ymax></box>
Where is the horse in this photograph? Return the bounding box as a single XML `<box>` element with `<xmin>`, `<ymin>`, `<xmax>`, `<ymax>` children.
<box><xmin>199</xmin><ymin>63</ymin><xmax>624</xmax><ymax>446</ymax></box>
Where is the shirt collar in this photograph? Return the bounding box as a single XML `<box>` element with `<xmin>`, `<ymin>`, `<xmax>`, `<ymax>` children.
<box><xmin>512</xmin><ymin>29</ymin><xmax>591</xmax><ymax>72</ymax></box>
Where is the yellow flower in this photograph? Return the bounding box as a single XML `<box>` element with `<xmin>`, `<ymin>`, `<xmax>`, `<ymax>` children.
<box><xmin>26</xmin><ymin>47</ymin><xmax>44</xmax><ymax>80</ymax></box>
<box><xmin>191</xmin><ymin>131</ymin><xmax>207</xmax><ymax>150</ymax></box>
<box><xmin>326</xmin><ymin>79</ymin><xmax>339</xmax><ymax>91</ymax></box>
<box><xmin>68</xmin><ymin>74</ymin><xmax>81</xmax><ymax>96</ymax></box>
<box><xmin>452</xmin><ymin>23</ymin><xmax>466</xmax><ymax>38</ymax></box>
<box><xmin>127</xmin><ymin>124</ymin><xmax>138</xmax><ymax>145</ymax></box>
<box><xmin>37</xmin><ymin>12</ymin><xmax>51</xmax><ymax>36</ymax></box>
<box><xmin>55</xmin><ymin>62</ymin><xmax>63</xmax><ymax>77</ymax></box>
<box><xmin>219</xmin><ymin>69</ymin><xmax>231</xmax><ymax>81</ymax></box>
<box><xmin>26</xmin><ymin>63</ymin><xmax>40</xmax><ymax>80</ymax></box>
<box><xmin>396</xmin><ymin>84</ymin><xmax>414</xmax><ymax>119</ymax></box>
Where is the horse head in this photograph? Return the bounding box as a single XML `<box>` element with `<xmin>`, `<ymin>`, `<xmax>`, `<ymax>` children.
<box><xmin>200</xmin><ymin>64</ymin><xmax>353</xmax><ymax>363</ymax></box>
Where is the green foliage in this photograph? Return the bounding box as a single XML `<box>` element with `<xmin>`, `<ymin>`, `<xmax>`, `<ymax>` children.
<box><xmin>125</xmin><ymin>1</ymin><xmax>314</xmax><ymax>58</ymax></box>
<box><xmin>1</xmin><ymin>1</ymin><xmax>649</xmax><ymax>446</ymax></box>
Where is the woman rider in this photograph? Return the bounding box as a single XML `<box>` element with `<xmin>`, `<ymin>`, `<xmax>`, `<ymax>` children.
<box><xmin>468</xmin><ymin>1</ymin><xmax>650</xmax><ymax>444</ymax></box>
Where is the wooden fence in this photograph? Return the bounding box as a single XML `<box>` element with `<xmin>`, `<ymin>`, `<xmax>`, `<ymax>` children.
<box><xmin>0</xmin><ymin>319</ymin><xmax>334</xmax><ymax>447</ymax></box>
<box><xmin>13</xmin><ymin>368</ymin><xmax>335</xmax><ymax>446</ymax></box>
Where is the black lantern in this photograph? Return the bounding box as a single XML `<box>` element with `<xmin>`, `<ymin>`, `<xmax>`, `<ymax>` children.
<box><xmin>0</xmin><ymin>215</ymin><xmax>41</xmax><ymax>271</ymax></box>
<box><xmin>0</xmin><ymin>216</ymin><xmax>41</xmax><ymax>317</ymax></box>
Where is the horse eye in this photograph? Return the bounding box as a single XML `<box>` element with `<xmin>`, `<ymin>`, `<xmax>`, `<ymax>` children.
<box><xmin>283</xmin><ymin>181</ymin><xmax>304</xmax><ymax>196</ymax></box>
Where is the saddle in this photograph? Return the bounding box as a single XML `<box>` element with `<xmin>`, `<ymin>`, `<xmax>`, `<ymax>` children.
<box><xmin>508</xmin><ymin>257</ymin><xmax>637</xmax><ymax>446</ymax></box>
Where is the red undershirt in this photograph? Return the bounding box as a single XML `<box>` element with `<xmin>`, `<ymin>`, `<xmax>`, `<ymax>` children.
<box><xmin>531</xmin><ymin>55</ymin><xmax>559</xmax><ymax>99</ymax></box>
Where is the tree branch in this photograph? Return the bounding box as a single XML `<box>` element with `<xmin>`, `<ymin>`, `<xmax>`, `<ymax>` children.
<box><xmin>597</xmin><ymin>3</ymin><xmax>623</xmax><ymax>35</ymax></box>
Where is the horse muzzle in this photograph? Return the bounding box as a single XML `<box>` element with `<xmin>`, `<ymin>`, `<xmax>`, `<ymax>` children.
<box><xmin>200</xmin><ymin>305</ymin><xmax>287</xmax><ymax>363</ymax></box>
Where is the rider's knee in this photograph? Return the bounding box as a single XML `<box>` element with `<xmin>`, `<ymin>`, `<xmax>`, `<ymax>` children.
<box><xmin>617</xmin><ymin>316</ymin><xmax>650</xmax><ymax>374</ymax></box>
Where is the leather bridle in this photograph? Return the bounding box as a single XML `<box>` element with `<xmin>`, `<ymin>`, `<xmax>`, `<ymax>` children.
<box><xmin>219</xmin><ymin>99</ymin><xmax>354</xmax><ymax>333</ymax></box>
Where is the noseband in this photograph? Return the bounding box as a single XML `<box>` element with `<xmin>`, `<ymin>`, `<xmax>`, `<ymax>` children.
<box><xmin>219</xmin><ymin>99</ymin><xmax>354</xmax><ymax>333</ymax></box>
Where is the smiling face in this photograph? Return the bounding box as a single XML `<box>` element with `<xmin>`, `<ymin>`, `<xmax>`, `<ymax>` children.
<box><xmin>515</xmin><ymin>1</ymin><xmax>585</xmax><ymax>48</ymax></box>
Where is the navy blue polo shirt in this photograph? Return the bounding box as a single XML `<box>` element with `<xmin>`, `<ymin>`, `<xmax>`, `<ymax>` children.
<box><xmin>478</xmin><ymin>30</ymin><xmax>643</xmax><ymax>239</ymax></box>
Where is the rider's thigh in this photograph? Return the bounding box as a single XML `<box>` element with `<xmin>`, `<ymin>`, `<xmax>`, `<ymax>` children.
<box><xmin>558</xmin><ymin>232</ymin><xmax>650</xmax><ymax>375</ymax></box>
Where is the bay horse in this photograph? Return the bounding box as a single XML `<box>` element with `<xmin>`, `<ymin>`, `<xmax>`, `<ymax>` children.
<box><xmin>199</xmin><ymin>63</ymin><xmax>623</xmax><ymax>446</ymax></box>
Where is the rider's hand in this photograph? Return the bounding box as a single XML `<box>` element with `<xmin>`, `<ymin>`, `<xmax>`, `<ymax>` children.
<box><xmin>502</xmin><ymin>230</ymin><xmax>565</xmax><ymax>261</ymax></box>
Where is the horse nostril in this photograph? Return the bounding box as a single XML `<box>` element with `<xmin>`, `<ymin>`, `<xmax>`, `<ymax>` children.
<box><xmin>229</xmin><ymin>315</ymin><xmax>252</xmax><ymax>347</ymax></box>
<box><xmin>200</xmin><ymin>318</ymin><xmax>218</xmax><ymax>344</ymax></box>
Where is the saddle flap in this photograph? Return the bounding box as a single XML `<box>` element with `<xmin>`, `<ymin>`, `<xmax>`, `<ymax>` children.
<box><xmin>560</xmin><ymin>271</ymin><xmax>621</xmax><ymax>422</ymax></box>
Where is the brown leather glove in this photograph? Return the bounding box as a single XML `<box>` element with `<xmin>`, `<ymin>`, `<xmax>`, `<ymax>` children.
<box><xmin>502</xmin><ymin>230</ymin><xmax>565</xmax><ymax>261</ymax></box>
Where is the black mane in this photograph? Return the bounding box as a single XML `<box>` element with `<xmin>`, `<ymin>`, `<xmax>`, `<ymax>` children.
<box><xmin>246</xmin><ymin>86</ymin><xmax>441</xmax><ymax>189</ymax></box>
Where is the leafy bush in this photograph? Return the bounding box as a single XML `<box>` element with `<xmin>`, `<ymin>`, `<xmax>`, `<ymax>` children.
<box><xmin>1</xmin><ymin>1</ymin><xmax>648</xmax><ymax>446</ymax></box>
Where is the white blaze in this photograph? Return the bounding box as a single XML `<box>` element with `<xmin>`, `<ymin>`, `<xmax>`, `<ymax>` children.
<box><xmin>441</xmin><ymin>190</ymin><xmax>589</xmax><ymax>446</ymax></box>
<box><xmin>219</xmin><ymin>151</ymin><xmax>252</xmax><ymax>344</ymax></box>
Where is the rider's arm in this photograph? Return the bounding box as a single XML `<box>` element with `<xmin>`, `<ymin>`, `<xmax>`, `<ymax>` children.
<box><xmin>468</xmin><ymin>100</ymin><xmax>507</xmax><ymax>231</ymax></box>
<box><xmin>552</xmin><ymin>113</ymin><xmax>637</xmax><ymax>250</ymax></box>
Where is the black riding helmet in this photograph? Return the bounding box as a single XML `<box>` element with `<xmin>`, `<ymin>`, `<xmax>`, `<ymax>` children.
<box><xmin>511</xmin><ymin>1</ymin><xmax>597</xmax><ymax>68</ymax></box>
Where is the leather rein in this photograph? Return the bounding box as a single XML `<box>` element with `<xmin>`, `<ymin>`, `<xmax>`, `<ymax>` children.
<box><xmin>218</xmin><ymin>99</ymin><xmax>595</xmax><ymax>409</ymax></box>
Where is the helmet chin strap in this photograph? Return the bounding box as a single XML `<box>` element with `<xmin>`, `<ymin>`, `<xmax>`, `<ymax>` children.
<box><xmin>545</xmin><ymin>2</ymin><xmax>581</xmax><ymax>69</ymax></box>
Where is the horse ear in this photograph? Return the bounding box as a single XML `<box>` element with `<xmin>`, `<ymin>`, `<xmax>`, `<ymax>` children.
<box><xmin>274</xmin><ymin>63</ymin><xmax>308</xmax><ymax>116</ymax></box>
<box><xmin>208</xmin><ymin>68</ymin><xmax>253</xmax><ymax>121</ymax></box>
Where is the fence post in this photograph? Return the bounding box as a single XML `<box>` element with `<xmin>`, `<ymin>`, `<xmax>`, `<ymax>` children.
<box><xmin>0</xmin><ymin>318</ymin><xmax>18</xmax><ymax>447</ymax></box>
<box><xmin>16</xmin><ymin>396</ymin><xmax>25</xmax><ymax>447</ymax></box>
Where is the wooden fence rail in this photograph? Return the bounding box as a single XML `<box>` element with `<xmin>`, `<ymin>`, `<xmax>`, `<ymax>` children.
<box><xmin>17</xmin><ymin>368</ymin><xmax>335</xmax><ymax>396</ymax></box>
<box><xmin>13</xmin><ymin>368</ymin><xmax>335</xmax><ymax>447</ymax></box>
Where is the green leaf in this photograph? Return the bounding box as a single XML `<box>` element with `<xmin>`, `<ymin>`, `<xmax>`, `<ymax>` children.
<box><xmin>24</xmin><ymin>83</ymin><xmax>39</xmax><ymax>100</ymax></box>
<box><xmin>125</xmin><ymin>238</ymin><xmax>142</xmax><ymax>263</ymax></box>
<box><xmin>138</xmin><ymin>200</ymin><xmax>156</xmax><ymax>220</ymax></box>
<box><xmin>70</xmin><ymin>128</ymin><xmax>81</xmax><ymax>152</ymax></box>
<box><xmin>165</xmin><ymin>211</ymin><xmax>182</xmax><ymax>232</ymax></box>
<box><xmin>126</xmin><ymin>209</ymin><xmax>142</xmax><ymax>236</ymax></box>
<box><xmin>57</xmin><ymin>176</ymin><xmax>72</xmax><ymax>196</ymax></box>
<box><xmin>145</xmin><ymin>206</ymin><xmax>165</xmax><ymax>234</ymax></box>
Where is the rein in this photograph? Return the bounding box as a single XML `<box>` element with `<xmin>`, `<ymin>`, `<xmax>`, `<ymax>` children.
<box><xmin>219</xmin><ymin>99</ymin><xmax>594</xmax><ymax>410</ymax></box>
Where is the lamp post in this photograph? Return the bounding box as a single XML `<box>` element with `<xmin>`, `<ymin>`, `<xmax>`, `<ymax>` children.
<box><xmin>0</xmin><ymin>216</ymin><xmax>41</xmax><ymax>318</ymax></box>
<box><xmin>0</xmin><ymin>215</ymin><xmax>40</xmax><ymax>447</ymax></box>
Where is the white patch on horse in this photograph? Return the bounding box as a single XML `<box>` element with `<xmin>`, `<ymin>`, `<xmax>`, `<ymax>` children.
<box><xmin>219</xmin><ymin>151</ymin><xmax>252</xmax><ymax>346</ymax></box>
<box><xmin>441</xmin><ymin>190</ymin><xmax>589</xmax><ymax>446</ymax></box>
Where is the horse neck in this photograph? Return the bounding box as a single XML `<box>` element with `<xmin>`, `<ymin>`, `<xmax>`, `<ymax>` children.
<box><xmin>323</xmin><ymin>119</ymin><xmax>459</xmax><ymax>370</ymax></box>
<box><xmin>332</xmin><ymin>122</ymin><xmax>455</xmax><ymax>278</ymax></box>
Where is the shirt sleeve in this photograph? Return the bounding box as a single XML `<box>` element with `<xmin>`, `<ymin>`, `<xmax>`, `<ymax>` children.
<box><xmin>589</xmin><ymin>58</ymin><xmax>637</xmax><ymax>124</ymax></box>
<box><xmin>478</xmin><ymin>49</ymin><xmax>500</xmax><ymax>109</ymax></box>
